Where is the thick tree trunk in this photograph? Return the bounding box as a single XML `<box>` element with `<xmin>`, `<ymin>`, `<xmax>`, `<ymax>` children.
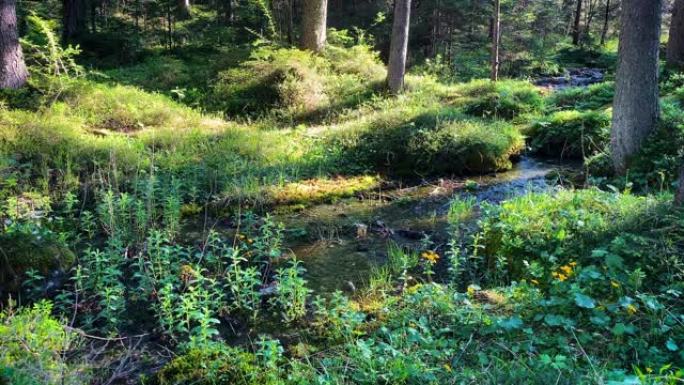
<box><xmin>611</xmin><ymin>0</ymin><xmax>662</xmax><ymax>174</ymax></box>
<box><xmin>63</xmin><ymin>0</ymin><xmax>87</xmax><ymax>42</ymax></box>
<box><xmin>0</xmin><ymin>0</ymin><xmax>28</xmax><ymax>89</ymax></box>
<box><xmin>387</xmin><ymin>0</ymin><xmax>411</xmax><ymax>94</ymax></box>
<box><xmin>676</xmin><ymin>166</ymin><xmax>684</xmax><ymax>205</ymax></box>
<box><xmin>572</xmin><ymin>0</ymin><xmax>582</xmax><ymax>45</ymax></box>
<box><xmin>491</xmin><ymin>0</ymin><xmax>500</xmax><ymax>82</ymax></box>
<box><xmin>177</xmin><ymin>0</ymin><xmax>191</xmax><ymax>19</ymax></box>
<box><xmin>667</xmin><ymin>0</ymin><xmax>684</xmax><ymax>68</ymax></box>
<box><xmin>600</xmin><ymin>0</ymin><xmax>610</xmax><ymax>45</ymax></box>
<box><xmin>300</xmin><ymin>0</ymin><xmax>327</xmax><ymax>52</ymax></box>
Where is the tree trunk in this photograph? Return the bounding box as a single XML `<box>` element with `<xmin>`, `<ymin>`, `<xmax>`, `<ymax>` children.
<box><xmin>611</xmin><ymin>0</ymin><xmax>662</xmax><ymax>174</ymax></box>
<box><xmin>572</xmin><ymin>0</ymin><xmax>582</xmax><ymax>45</ymax></box>
<box><xmin>63</xmin><ymin>0</ymin><xmax>87</xmax><ymax>42</ymax></box>
<box><xmin>676</xmin><ymin>166</ymin><xmax>684</xmax><ymax>205</ymax></box>
<box><xmin>491</xmin><ymin>0</ymin><xmax>500</xmax><ymax>81</ymax></box>
<box><xmin>667</xmin><ymin>0</ymin><xmax>684</xmax><ymax>68</ymax></box>
<box><xmin>224</xmin><ymin>0</ymin><xmax>233</xmax><ymax>23</ymax></box>
<box><xmin>177</xmin><ymin>0</ymin><xmax>191</xmax><ymax>19</ymax></box>
<box><xmin>387</xmin><ymin>0</ymin><xmax>411</xmax><ymax>94</ymax></box>
<box><xmin>0</xmin><ymin>0</ymin><xmax>28</xmax><ymax>89</ymax></box>
<box><xmin>300</xmin><ymin>0</ymin><xmax>327</xmax><ymax>52</ymax></box>
<box><xmin>600</xmin><ymin>0</ymin><xmax>611</xmax><ymax>45</ymax></box>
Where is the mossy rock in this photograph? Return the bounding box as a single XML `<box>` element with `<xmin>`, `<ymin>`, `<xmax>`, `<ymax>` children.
<box><xmin>526</xmin><ymin>110</ymin><xmax>610</xmax><ymax>159</ymax></box>
<box><xmin>153</xmin><ymin>346</ymin><xmax>260</xmax><ymax>385</ymax></box>
<box><xmin>0</xmin><ymin>232</ymin><xmax>75</xmax><ymax>292</ymax></box>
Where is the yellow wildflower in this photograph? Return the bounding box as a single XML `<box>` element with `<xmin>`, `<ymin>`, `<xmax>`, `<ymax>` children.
<box><xmin>626</xmin><ymin>304</ymin><xmax>638</xmax><ymax>315</ymax></box>
<box><xmin>611</xmin><ymin>281</ymin><xmax>620</xmax><ymax>288</ymax></box>
<box><xmin>560</xmin><ymin>265</ymin><xmax>573</xmax><ymax>275</ymax></box>
<box><xmin>237</xmin><ymin>233</ymin><xmax>246</xmax><ymax>240</ymax></box>
<box><xmin>646</xmin><ymin>367</ymin><xmax>653</xmax><ymax>374</ymax></box>
<box><xmin>557</xmin><ymin>273</ymin><xmax>568</xmax><ymax>282</ymax></box>
<box><xmin>530</xmin><ymin>279</ymin><xmax>540</xmax><ymax>285</ymax></box>
<box><xmin>467</xmin><ymin>286</ymin><xmax>476</xmax><ymax>296</ymax></box>
<box><xmin>421</xmin><ymin>250</ymin><xmax>440</xmax><ymax>264</ymax></box>
<box><xmin>443</xmin><ymin>363</ymin><xmax>452</xmax><ymax>372</ymax></box>
<box><xmin>569</xmin><ymin>261</ymin><xmax>577</xmax><ymax>267</ymax></box>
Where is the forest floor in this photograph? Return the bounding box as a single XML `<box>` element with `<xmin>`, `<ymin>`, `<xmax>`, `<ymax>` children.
<box><xmin>1</xmin><ymin>32</ymin><xmax>683</xmax><ymax>385</ymax></box>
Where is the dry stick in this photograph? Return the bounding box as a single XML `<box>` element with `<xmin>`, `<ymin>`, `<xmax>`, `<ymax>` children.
<box><xmin>64</xmin><ymin>326</ymin><xmax>148</xmax><ymax>342</ymax></box>
<box><xmin>571</xmin><ymin>329</ymin><xmax>604</xmax><ymax>385</ymax></box>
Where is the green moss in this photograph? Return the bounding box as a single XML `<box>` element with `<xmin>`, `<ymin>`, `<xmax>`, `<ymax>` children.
<box><xmin>453</xmin><ymin>79</ymin><xmax>544</xmax><ymax>120</ymax></box>
<box><xmin>548</xmin><ymin>82</ymin><xmax>615</xmax><ymax>111</ymax></box>
<box><xmin>337</xmin><ymin>118</ymin><xmax>524</xmax><ymax>177</ymax></box>
<box><xmin>526</xmin><ymin>110</ymin><xmax>611</xmax><ymax>159</ymax></box>
<box><xmin>154</xmin><ymin>345</ymin><xmax>260</xmax><ymax>385</ymax></box>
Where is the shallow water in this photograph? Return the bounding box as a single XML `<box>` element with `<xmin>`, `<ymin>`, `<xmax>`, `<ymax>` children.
<box><xmin>276</xmin><ymin>156</ymin><xmax>579</xmax><ymax>292</ymax></box>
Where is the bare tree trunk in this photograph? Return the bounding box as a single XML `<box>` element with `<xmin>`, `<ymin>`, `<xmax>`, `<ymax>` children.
<box><xmin>600</xmin><ymin>0</ymin><xmax>611</xmax><ymax>45</ymax></box>
<box><xmin>0</xmin><ymin>0</ymin><xmax>28</xmax><ymax>89</ymax></box>
<box><xmin>676</xmin><ymin>166</ymin><xmax>684</xmax><ymax>205</ymax></box>
<box><xmin>572</xmin><ymin>0</ymin><xmax>582</xmax><ymax>45</ymax></box>
<box><xmin>300</xmin><ymin>0</ymin><xmax>327</xmax><ymax>52</ymax></box>
<box><xmin>491</xmin><ymin>0</ymin><xmax>500</xmax><ymax>81</ymax></box>
<box><xmin>611</xmin><ymin>0</ymin><xmax>662</xmax><ymax>174</ymax></box>
<box><xmin>667</xmin><ymin>0</ymin><xmax>684</xmax><ymax>68</ymax></box>
<box><xmin>387</xmin><ymin>0</ymin><xmax>412</xmax><ymax>94</ymax></box>
<box><xmin>63</xmin><ymin>0</ymin><xmax>87</xmax><ymax>42</ymax></box>
<box><xmin>177</xmin><ymin>0</ymin><xmax>191</xmax><ymax>19</ymax></box>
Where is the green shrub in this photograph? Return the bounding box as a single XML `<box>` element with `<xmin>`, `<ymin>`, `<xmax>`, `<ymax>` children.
<box><xmin>454</xmin><ymin>79</ymin><xmax>544</xmax><ymax>120</ymax></box>
<box><xmin>338</xmin><ymin>117</ymin><xmax>524</xmax><ymax>177</ymax></box>
<box><xmin>478</xmin><ymin>189</ymin><xmax>670</xmax><ymax>281</ymax></box>
<box><xmin>0</xmin><ymin>301</ymin><xmax>87</xmax><ymax>385</ymax></box>
<box><xmin>210</xmin><ymin>43</ymin><xmax>384</xmax><ymax>120</ymax></box>
<box><xmin>527</xmin><ymin>110</ymin><xmax>611</xmax><ymax>159</ymax></box>
<box><xmin>547</xmin><ymin>82</ymin><xmax>614</xmax><ymax>111</ymax></box>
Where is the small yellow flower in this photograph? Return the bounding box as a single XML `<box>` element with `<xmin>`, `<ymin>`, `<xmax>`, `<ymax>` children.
<box><xmin>247</xmin><ymin>238</ymin><xmax>254</xmax><ymax>244</ymax></box>
<box><xmin>443</xmin><ymin>363</ymin><xmax>452</xmax><ymax>372</ymax></box>
<box><xmin>237</xmin><ymin>233</ymin><xmax>246</xmax><ymax>240</ymax></box>
<box><xmin>467</xmin><ymin>286</ymin><xmax>476</xmax><ymax>296</ymax></box>
<box><xmin>626</xmin><ymin>304</ymin><xmax>638</xmax><ymax>315</ymax></box>
<box><xmin>421</xmin><ymin>250</ymin><xmax>440</xmax><ymax>264</ymax></box>
<box><xmin>560</xmin><ymin>265</ymin><xmax>573</xmax><ymax>275</ymax></box>
<box><xmin>557</xmin><ymin>273</ymin><xmax>568</xmax><ymax>282</ymax></box>
<box><xmin>530</xmin><ymin>279</ymin><xmax>540</xmax><ymax>285</ymax></box>
<box><xmin>646</xmin><ymin>367</ymin><xmax>653</xmax><ymax>374</ymax></box>
<box><xmin>569</xmin><ymin>261</ymin><xmax>577</xmax><ymax>267</ymax></box>
<box><xmin>611</xmin><ymin>281</ymin><xmax>620</xmax><ymax>288</ymax></box>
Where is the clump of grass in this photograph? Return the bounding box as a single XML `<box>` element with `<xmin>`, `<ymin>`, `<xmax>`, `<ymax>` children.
<box><xmin>526</xmin><ymin>109</ymin><xmax>610</xmax><ymax>159</ymax></box>
<box><xmin>478</xmin><ymin>189</ymin><xmax>668</xmax><ymax>280</ymax></box>
<box><xmin>335</xmin><ymin>117</ymin><xmax>524</xmax><ymax>177</ymax></box>
<box><xmin>451</xmin><ymin>79</ymin><xmax>544</xmax><ymax>120</ymax></box>
<box><xmin>209</xmin><ymin>43</ymin><xmax>385</xmax><ymax>120</ymax></box>
<box><xmin>548</xmin><ymin>81</ymin><xmax>614</xmax><ymax>111</ymax></box>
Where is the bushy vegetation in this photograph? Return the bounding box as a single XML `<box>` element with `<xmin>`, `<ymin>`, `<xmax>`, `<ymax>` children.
<box><xmin>2</xmin><ymin>4</ymin><xmax>684</xmax><ymax>385</ymax></box>
<box><xmin>527</xmin><ymin>109</ymin><xmax>611</xmax><ymax>159</ymax></box>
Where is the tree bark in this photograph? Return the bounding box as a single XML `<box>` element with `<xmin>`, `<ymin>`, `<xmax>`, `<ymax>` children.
<box><xmin>0</xmin><ymin>0</ymin><xmax>28</xmax><ymax>89</ymax></box>
<box><xmin>667</xmin><ymin>0</ymin><xmax>684</xmax><ymax>68</ymax></box>
<box><xmin>572</xmin><ymin>0</ymin><xmax>582</xmax><ymax>45</ymax></box>
<box><xmin>491</xmin><ymin>0</ymin><xmax>500</xmax><ymax>82</ymax></box>
<box><xmin>676</xmin><ymin>166</ymin><xmax>684</xmax><ymax>205</ymax></box>
<box><xmin>177</xmin><ymin>0</ymin><xmax>191</xmax><ymax>19</ymax></box>
<box><xmin>387</xmin><ymin>0</ymin><xmax>412</xmax><ymax>94</ymax></box>
<box><xmin>611</xmin><ymin>0</ymin><xmax>662</xmax><ymax>174</ymax></box>
<box><xmin>63</xmin><ymin>0</ymin><xmax>87</xmax><ymax>42</ymax></box>
<box><xmin>300</xmin><ymin>0</ymin><xmax>327</xmax><ymax>52</ymax></box>
<box><xmin>600</xmin><ymin>0</ymin><xmax>611</xmax><ymax>45</ymax></box>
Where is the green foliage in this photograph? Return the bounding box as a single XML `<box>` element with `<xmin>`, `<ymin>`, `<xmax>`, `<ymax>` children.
<box><xmin>527</xmin><ymin>109</ymin><xmax>611</xmax><ymax>159</ymax></box>
<box><xmin>455</xmin><ymin>79</ymin><xmax>545</xmax><ymax>120</ymax></box>
<box><xmin>210</xmin><ymin>43</ymin><xmax>384</xmax><ymax>120</ymax></box>
<box><xmin>339</xmin><ymin>117</ymin><xmax>525</xmax><ymax>176</ymax></box>
<box><xmin>0</xmin><ymin>301</ymin><xmax>87</xmax><ymax>385</ymax></box>
<box><xmin>548</xmin><ymin>82</ymin><xmax>615</xmax><ymax>111</ymax></box>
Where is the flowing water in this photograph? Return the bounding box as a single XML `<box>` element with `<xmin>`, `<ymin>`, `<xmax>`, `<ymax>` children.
<box><xmin>272</xmin><ymin>156</ymin><xmax>580</xmax><ymax>292</ymax></box>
